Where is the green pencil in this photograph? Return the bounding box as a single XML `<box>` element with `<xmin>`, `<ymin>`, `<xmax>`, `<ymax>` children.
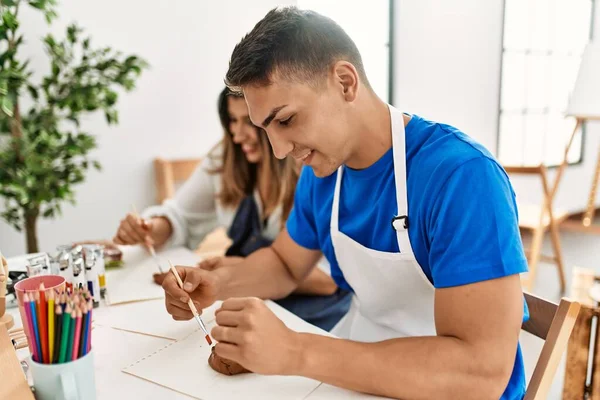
<box><xmin>65</xmin><ymin>309</ymin><xmax>76</xmax><ymax>362</ymax></box>
<box><xmin>58</xmin><ymin>305</ymin><xmax>72</xmax><ymax>363</ymax></box>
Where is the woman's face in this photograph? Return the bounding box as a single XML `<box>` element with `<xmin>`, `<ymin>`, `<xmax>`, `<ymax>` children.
<box><xmin>228</xmin><ymin>96</ymin><xmax>262</xmax><ymax>164</ymax></box>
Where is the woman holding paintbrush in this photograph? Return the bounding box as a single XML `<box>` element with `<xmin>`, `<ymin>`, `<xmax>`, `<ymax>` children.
<box><xmin>111</xmin><ymin>87</ymin><xmax>351</xmax><ymax>331</ymax></box>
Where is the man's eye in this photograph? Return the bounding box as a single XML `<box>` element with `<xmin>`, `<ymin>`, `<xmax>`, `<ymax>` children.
<box><xmin>279</xmin><ymin>116</ymin><xmax>294</xmax><ymax>126</ymax></box>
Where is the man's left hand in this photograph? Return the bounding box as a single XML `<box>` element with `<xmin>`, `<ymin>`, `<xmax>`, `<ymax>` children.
<box><xmin>211</xmin><ymin>297</ymin><xmax>301</xmax><ymax>375</ymax></box>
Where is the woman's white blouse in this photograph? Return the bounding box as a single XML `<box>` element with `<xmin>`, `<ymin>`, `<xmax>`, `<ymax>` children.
<box><xmin>143</xmin><ymin>148</ymin><xmax>283</xmax><ymax>251</ymax></box>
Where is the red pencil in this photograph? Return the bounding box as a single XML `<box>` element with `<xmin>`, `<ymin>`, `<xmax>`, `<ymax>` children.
<box><xmin>71</xmin><ymin>308</ymin><xmax>83</xmax><ymax>361</ymax></box>
<box><xmin>37</xmin><ymin>287</ymin><xmax>49</xmax><ymax>364</ymax></box>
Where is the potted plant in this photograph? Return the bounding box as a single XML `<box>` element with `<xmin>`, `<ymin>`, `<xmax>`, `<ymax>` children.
<box><xmin>0</xmin><ymin>0</ymin><xmax>147</xmax><ymax>253</ymax></box>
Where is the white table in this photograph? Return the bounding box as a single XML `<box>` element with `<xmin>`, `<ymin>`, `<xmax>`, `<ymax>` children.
<box><xmin>6</xmin><ymin>248</ymin><xmax>384</xmax><ymax>400</ymax></box>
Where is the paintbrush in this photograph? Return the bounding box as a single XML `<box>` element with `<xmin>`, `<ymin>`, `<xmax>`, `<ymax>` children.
<box><xmin>131</xmin><ymin>204</ymin><xmax>164</xmax><ymax>273</ymax></box>
<box><xmin>168</xmin><ymin>260</ymin><xmax>212</xmax><ymax>345</ymax></box>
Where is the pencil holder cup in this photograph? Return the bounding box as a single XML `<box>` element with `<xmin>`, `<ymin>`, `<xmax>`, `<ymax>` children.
<box><xmin>14</xmin><ymin>275</ymin><xmax>66</xmax><ymax>360</ymax></box>
<box><xmin>28</xmin><ymin>351</ymin><xmax>96</xmax><ymax>400</ymax></box>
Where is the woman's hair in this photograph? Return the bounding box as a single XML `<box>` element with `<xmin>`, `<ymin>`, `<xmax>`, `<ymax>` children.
<box><xmin>209</xmin><ymin>87</ymin><xmax>299</xmax><ymax>223</ymax></box>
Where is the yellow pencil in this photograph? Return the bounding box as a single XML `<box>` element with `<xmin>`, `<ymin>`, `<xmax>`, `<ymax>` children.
<box><xmin>48</xmin><ymin>290</ymin><xmax>55</xmax><ymax>363</ymax></box>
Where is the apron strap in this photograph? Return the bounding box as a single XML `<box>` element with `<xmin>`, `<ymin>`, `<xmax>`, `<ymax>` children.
<box><xmin>389</xmin><ymin>105</ymin><xmax>413</xmax><ymax>255</ymax></box>
<box><xmin>330</xmin><ymin>167</ymin><xmax>343</xmax><ymax>233</ymax></box>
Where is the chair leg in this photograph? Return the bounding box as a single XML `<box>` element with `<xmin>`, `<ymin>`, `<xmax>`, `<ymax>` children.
<box><xmin>549</xmin><ymin>220</ymin><xmax>567</xmax><ymax>294</ymax></box>
<box><xmin>527</xmin><ymin>228</ymin><xmax>545</xmax><ymax>291</ymax></box>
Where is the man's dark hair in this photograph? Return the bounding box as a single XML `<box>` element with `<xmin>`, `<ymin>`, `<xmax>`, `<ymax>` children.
<box><xmin>225</xmin><ymin>7</ymin><xmax>370</xmax><ymax>92</ymax></box>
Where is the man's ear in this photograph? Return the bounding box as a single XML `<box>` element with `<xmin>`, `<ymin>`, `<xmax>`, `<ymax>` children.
<box><xmin>332</xmin><ymin>61</ymin><xmax>359</xmax><ymax>102</ymax></box>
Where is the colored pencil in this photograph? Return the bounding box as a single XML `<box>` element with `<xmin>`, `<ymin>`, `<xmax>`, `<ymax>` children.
<box><xmin>71</xmin><ymin>309</ymin><xmax>82</xmax><ymax>361</ymax></box>
<box><xmin>28</xmin><ymin>293</ymin><xmax>42</xmax><ymax>363</ymax></box>
<box><xmin>65</xmin><ymin>309</ymin><xmax>76</xmax><ymax>363</ymax></box>
<box><xmin>23</xmin><ymin>293</ymin><xmax>39</xmax><ymax>362</ymax></box>
<box><xmin>53</xmin><ymin>305</ymin><xmax>63</xmax><ymax>364</ymax></box>
<box><xmin>80</xmin><ymin>303</ymin><xmax>89</xmax><ymax>357</ymax></box>
<box><xmin>36</xmin><ymin>289</ymin><xmax>48</xmax><ymax>364</ymax></box>
<box><xmin>86</xmin><ymin>299</ymin><xmax>93</xmax><ymax>354</ymax></box>
<box><xmin>21</xmin><ymin>287</ymin><xmax>97</xmax><ymax>364</ymax></box>
<box><xmin>48</xmin><ymin>289</ymin><xmax>55</xmax><ymax>363</ymax></box>
<box><xmin>58</xmin><ymin>304</ymin><xmax>72</xmax><ymax>363</ymax></box>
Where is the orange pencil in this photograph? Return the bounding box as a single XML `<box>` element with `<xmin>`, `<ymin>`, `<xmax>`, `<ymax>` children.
<box><xmin>48</xmin><ymin>290</ymin><xmax>55</xmax><ymax>363</ymax></box>
<box><xmin>37</xmin><ymin>287</ymin><xmax>49</xmax><ymax>364</ymax></box>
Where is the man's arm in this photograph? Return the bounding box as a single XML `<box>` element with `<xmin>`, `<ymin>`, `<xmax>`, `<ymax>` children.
<box><xmin>215</xmin><ymin>229</ymin><xmax>323</xmax><ymax>300</ymax></box>
<box><xmin>213</xmin><ymin>274</ymin><xmax>523</xmax><ymax>400</ymax></box>
<box><xmin>292</xmin><ymin>275</ymin><xmax>522</xmax><ymax>399</ymax></box>
<box><xmin>293</xmin><ymin>267</ymin><xmax>337</xmax><ymax>295</ymax></box>
<box><xmin>163</xmin><ymin>229</ymin><xmax>323</xmax><ymax>317</ymax></box>
<box><xmin>198</xmin><ymin>254</ymin><xmax>337</xmax><ymax>296</ymax></box>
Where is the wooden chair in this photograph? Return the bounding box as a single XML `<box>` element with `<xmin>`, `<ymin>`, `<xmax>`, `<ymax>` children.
<box><xmin>504</xmin><ymin>165</ymin><xmax>568</xmax><ymax>293</ymax></box>
<box><xmin>153</xmin><ymin>157</ymin><xmax>202</xmax><ymax>204</ymax></box>
<box><xmin>153</xmin><ymin>157</ymin><xmax>231</xmax><ymax>256</ymax></box>
<box><xmin>523</xmin><ymin>292</ymin><xmax>581</xmax><ymax>399</ymax></box>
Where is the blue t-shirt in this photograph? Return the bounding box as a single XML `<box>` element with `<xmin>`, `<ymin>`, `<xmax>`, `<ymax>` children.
<box><xmin>287</xmin><ymin>114</ymin><xmax>529</xmax><ymax>399</ymax></box>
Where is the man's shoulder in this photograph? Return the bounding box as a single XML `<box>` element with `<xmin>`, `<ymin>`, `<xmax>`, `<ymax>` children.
<box><xmin>409</xmin><ymin>116</ymin><xmax>501</xmax><ymax>186</ymax></box>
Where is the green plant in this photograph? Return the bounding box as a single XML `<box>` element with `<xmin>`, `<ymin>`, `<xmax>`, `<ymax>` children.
<box><xmin>0</xmin><ymin>0</ymin><xmax>147</xmax><ymax>252</ymax></box>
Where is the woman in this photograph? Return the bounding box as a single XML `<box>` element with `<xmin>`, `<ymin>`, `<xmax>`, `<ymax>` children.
<box><xmin>113</xmin><ymin>87</ymin><xmax>351</xmax><ymax>331</ymax></box>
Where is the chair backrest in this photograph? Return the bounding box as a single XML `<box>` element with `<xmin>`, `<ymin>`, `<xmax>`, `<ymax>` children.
<box><xmin>503</xmin><ymin>165</ymin><xmax>552</xmax><ymax>203</ymax></box>
<box><xmin>504</xmin><ymin>164</ymin><xmax>556</xmax><ymax>229</ymax></box>
<box><xmin>523</xmin><ymin>292</ymin><xmax>581</xmax><ymax>400</ymax></box>
<box><xmin>153</xmin><ymin>158</ymin><xmax>202</xmax><ymax>203</ymax></box>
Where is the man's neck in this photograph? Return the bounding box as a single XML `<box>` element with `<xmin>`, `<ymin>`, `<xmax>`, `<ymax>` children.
<box><xmin>345</xmin><ymin>93</ymin><xmax>393</xmax><ymax>170</ymax></box>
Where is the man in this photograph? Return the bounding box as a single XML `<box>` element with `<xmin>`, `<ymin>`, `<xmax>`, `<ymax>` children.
<box><xmin>162</xmin><ymin>7</ymin><xmax>528</xmax><ymax>399</ymax></box>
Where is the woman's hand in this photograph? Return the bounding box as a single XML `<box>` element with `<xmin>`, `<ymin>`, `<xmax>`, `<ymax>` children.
<box><xmin>113</xmin><ymin>213</ymin><xmax>154</xmax><ymax>246</ymax></box>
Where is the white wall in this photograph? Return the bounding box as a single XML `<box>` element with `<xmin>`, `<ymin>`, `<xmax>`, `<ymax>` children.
<box><xmin>394</xmin><ymin>0</ymin><xmax>600</xmax><ymax>214</ymax></box>
<box><xmin>393</xmin><ymin>0</ymin><xmax>504</xmax><ymax>154</ymax></box>
<box><xmin>0</xmin><ymin>0</ymin><xmax>294</xmax><ymax>257</ymax></box>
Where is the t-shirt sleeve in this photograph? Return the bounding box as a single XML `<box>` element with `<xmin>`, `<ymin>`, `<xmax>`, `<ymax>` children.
<box><xmin>428</xmin><ymin>157</ymin><xmax>528</xmax><ymax>288</ymax></box>
<box><xmin>286</xmin><ymin>167</ymin><xmax>320</xmax><ymax>250</ymax></box>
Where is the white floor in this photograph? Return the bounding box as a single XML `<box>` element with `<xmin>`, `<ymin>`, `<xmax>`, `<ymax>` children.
<box><xmin>520</xmin><ymin>217</ymin><xmax>600</xmax><ymax>399</ymax></box>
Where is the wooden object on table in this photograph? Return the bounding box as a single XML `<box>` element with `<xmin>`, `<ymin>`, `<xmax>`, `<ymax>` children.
<box><xmin>153</xmin><ymin>157</ymin><xmax>201</xmax><ymax>204</ymax></box>
<box><xmin>0</xmin><ymin>252</ymin><xmax>13</xmax><ymax>330</ymax></box>
<box><xmin>564</xmin><ymin>278</ymin><xmax>600</xmax><ymax>398</ymax></box>
<box><xmin>522</xmin><ymin>293</ymin><xmax>580</xmax><ymax>400</ymax></box>
<box><xmin>0</xmin><ymin>325</ymin><xmax>34</xmax><ymax>400</ymax></box>
<box><xmin>195</xmin><ymin>227</ymin><xmax>231</xmax><ymax>258</ymax></box>
<box><xmin>504</xmin><ymin>165</ymin><xmax>568</xmax><ymax>293</ymax></box>
<box><xmin>562</xmin><ymin>304</ymin><xmax>599</xmax><ymax>399</ymax></box>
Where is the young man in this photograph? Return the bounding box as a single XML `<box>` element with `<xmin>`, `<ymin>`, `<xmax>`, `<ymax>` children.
<box><xmin>162</xmin><ymin>7</ymin><xmax>528</xmax><ymax>399</ymax></box>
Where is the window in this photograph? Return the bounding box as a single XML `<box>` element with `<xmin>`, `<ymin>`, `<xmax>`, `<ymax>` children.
<box><xmin>296</xmin><ymin>0</ymin><xmax>393</xmax><ymax>103</ymax></box>
<box><xmin>498</xmin><ymin>0</ymin><xmax>594</xmax><ymax>167</ymax></box>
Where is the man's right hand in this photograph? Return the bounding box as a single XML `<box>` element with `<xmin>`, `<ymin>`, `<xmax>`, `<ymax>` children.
<box><xmin>113</xmin><ymin>213</ymin><xmax>154</xmax><ymax>246</ymax></box>
<box><xmin>162</xmin><ymin>266</ymin><xmax>221</xmax><ymax>320</ymax></box>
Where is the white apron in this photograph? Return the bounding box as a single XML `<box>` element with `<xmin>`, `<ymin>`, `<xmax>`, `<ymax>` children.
<box><xmin>330</xmin><ymin>105</ymin><xmax>436</xmax><ymax>342</ymax></box>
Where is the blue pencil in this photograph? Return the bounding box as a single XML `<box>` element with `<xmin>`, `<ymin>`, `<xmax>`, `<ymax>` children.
<box><xmin>80</xmin><ymin>303</ymin><xmax>89</xmax><ymax>357</ymax></box>
<box><xmin>28</xmin><ymin>294</ymin><xmax>42</xmax><ymax>362</ymax></box>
